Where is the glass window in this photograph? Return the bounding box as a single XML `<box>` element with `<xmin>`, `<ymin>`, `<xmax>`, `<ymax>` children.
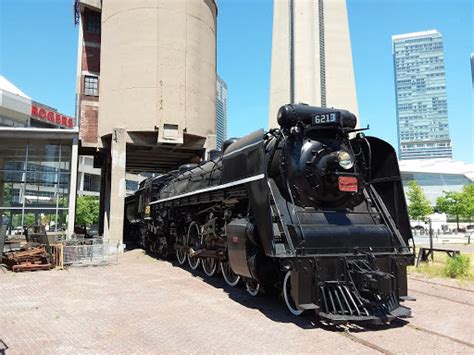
<box><xmin>0</xmin><ymin>209</ymin><xmax>24</xmax><ymax>236</ymax></box>
<box><xmin>56</xmin><ymin>210</ymin><xmax>69</xmax><ymax>232</ymax></box>
<box><xmin>57</xmin><ymin>185</ymin><xmax>69</xmax><ymax>208</ymax></box>
<box><xmin>126</xmin><ymin>180</ymin><xmax>139</xmax><ymax>191</ymax></box>
<box><xmin>60</xmin><ymin>145</ymin><xmax>72</xmax><ymax>173</ymax></box>
<box><xmin>84</xmin><ymin>76</ymin><xmax>99</xmax><ymax>96</ymax></box>
<box><xmin>85</xmin><ymin>11</ymin><xmax>101</xmax><ymax>34</ymax></box>
<box><xmin>22</xmin><ymin>209</ymin><xmax>61</xmax><ymax>231</ymax></box>
<box><xmin>0</xmin><ymin>181</ymin><xmax>23</xmax><ymax>207</ymax></box>
<box><xmin>27</xmin><ymin>142</ymin><xmax>61</xmax><ymax>172</ymax></box>
<box><xmin>59</xmin><ymin>174</ymin><xmax>71</xmax><ymax>186</ymax></box>
<box><xmin>23</xmin><ymin>181</ymin><xmax>57</xmax><ymax>207</ymax></box>
<box><xmin>0</xmin><ymin>140</ymin><xmax>26</xmax><ymax>171</ymax></box>
<box><xmin>0</xmin><ymin>140</ymin><xmax>72</xmax><ymax>235</ymax></box>
<box><xmin>83</xmin><ymin>173</ymin><xmax>100</xmax><ymax>192</ymax></box>
<box><xmin>26</xmin><ymin>171</ymin><xmax>58</xmax><ymax>184</ymax></box>
<box><xmin>83</xmin><ymin>173</ymin><xmax>92</xmax><ymax>191</ymax></box>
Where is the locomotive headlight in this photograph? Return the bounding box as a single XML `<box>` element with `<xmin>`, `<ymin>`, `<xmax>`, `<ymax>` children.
<box><xmin>337</xmin><ymin>151</ymin><xmax>354</xmax><ymax>170</ymax></box>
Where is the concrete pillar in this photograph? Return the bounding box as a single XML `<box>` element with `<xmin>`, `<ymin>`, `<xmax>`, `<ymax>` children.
<box><xmin>79</xmin><ymin>171</ymin><xmax>84</xmax><ymax>192</ymax></box>
<box><xmin>204</xmin><ymin>133</ymin><xmax>217</xmax><ymax>157</ymax></box>
<box><xmin>98</xmin><ymin>155</ymin><xmax>108</xmax><ymax>237</ymax></box>
<box><xmin>104</xmin><ymin>128</ymin><xmax>126</xmax><ymax>245</ymax></box>
<box><xmin>67</xmin><ymin>137</ymin><xmax>79</xmax><ymax>238</ymax></box>
<box><xmin>0</xmin><ymin>158</ymin><xmax>4</xmax><ymax>208</ymax></box>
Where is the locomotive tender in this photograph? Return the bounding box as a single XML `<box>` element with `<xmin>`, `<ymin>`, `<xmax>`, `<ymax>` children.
<box><xmin>124</xmin><ymin>104</ymin><xmax>415</xmax><ymax>324</ymax></box>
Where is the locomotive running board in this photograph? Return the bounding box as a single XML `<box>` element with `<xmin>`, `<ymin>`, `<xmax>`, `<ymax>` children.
<box><xmin>150</xmin><ymin>173</ymin><xmax>265</xmax><ymax>205</ymax></box>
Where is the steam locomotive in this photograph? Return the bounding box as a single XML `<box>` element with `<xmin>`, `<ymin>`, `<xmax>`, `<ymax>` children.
<box><xmin>124</xmin><ymin>104</ymin><xmax>415</xmax><ymax>324</ymax></box>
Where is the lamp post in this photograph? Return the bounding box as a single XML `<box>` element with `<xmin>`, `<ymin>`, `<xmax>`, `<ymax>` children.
<box><xmin>428</xmin><ymin>217</ymin><xmax>433</xmax><ymax>261</ymax></box>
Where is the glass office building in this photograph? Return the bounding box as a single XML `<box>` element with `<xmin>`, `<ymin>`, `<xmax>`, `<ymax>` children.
<box><xmin>399</xmin><ymin>159</ymin><xmax>473</xmax><ymax>205</ymax></box>
<box><xmin>392</xmin><ymin>30</ymin><xmax>452</xmax><ymax>160</ymax></box>
<box><xmin>0</xmin><ymin>140</ymin><xmax>72</xmax><ymax>233</ymax></box>
<box><xmin>216</xmin><ymin>75</ymin><xmax>228</xmax><ymax>150</ymax></box>
<box><xmin>0</xmin><ymin>76</ymin><xmax>78</xmax><ymax>237</ymax></box>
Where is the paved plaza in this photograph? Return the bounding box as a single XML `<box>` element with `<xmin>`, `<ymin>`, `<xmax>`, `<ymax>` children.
<box><xmin>1</xmin><ymin>249</ymin><xmax>473</xmax><ymax>354</ymax></box>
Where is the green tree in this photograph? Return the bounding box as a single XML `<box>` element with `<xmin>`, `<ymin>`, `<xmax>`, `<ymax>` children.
<box><xmin>460</xmin><ymin>184</ymin><xmax>474</xmax><ymax>223</ymax></box>
<box><xmin>23</xmin><ymin>213</ymin><xmax>36</xmax><ymax>226</ymax></box>
<box><xmin>406</xmin><ymin>181</ymin><xmax>432</xmax><ymax>221</ymax></box>
<box><xmin>2</xmin><ymin>184</ymin><xmax>12</xmax><ymax>206</ymax></box>
<box><xmin>75</xmin><ymin>196</ymin><xmax>100</xmax><ymax>226</ymax></box>
<box><xmin>437</xmin><ymin>184</ymin><xmax>474</xmax><ymax>230</ymax></box>
<box><xmin>437</xmin><ymin>191</ymin><xmax>464</xmax><ymax>230</ymax></box>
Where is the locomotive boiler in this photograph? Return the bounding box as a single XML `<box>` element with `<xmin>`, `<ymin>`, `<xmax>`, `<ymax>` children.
<box><xmin>124</xmin><ymin>104</ymin><xmax>415</xmax><ymax>324</ymax></box>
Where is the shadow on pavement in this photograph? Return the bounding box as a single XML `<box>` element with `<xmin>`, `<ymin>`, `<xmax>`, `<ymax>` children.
<box><xmin>123</xmin><ymin>247</ymin><xmax>411</xmax><ymax>332</ymax></box>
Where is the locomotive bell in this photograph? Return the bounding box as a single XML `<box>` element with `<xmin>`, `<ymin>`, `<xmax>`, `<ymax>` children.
<box><xmin>277</xmin><ymin>104</ymin><xmax>357</xmax><ymax>130</ymax></box>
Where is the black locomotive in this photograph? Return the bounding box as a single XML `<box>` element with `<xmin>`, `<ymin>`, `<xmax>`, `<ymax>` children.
<box><xmin>124</xmin><ymin>104</ymin><xmax>415</xmax><ymax>324</ymax></box>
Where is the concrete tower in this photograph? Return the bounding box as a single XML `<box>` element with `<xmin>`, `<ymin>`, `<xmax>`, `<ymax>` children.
<box><xmin>75</xmin><ymin>0</ymin><xmax>218</xmax><ymax>244</ymax></box>
<box><xmin>268</xmin><ymin>0</ymin><xmax>358</xmax><ymax>128</ymax></box>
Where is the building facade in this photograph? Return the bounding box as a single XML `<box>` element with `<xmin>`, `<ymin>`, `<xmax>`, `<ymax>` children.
<box><xmin>0</xmin><ymin>76</ymin><xmax>79</xmax><ymax>238</ymax></box>
<box><xmin>77</xmin><ymin>155</ymin><xmax>143</xmax><ymax>197</ymax></box>
<box><xmin>216</xmin><ymin>75</ymin><xmax>228</xmax><ymax>150</ymax></box>
<box><xmin>269</xmin><ymin>0</ymin><xmax>358</xmax><ymax>128</ymax></box>
<box><xmin>393</xmin><ymin>30</ymin><xmax>452</xmax><ymax>160</ymax></box>
<box><xmin>75</xmin><ymin>0</ymin><xmax>218</xmax><ymax>244</ymax></box>
<box><xmin>399</xmin><ymin>159</ymin><xmax>473</xmax><ymax>205</ymax></box>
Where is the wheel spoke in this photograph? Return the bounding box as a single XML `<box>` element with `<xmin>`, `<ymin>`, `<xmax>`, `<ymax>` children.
<box><xmin>176</xmin><ymin>234</ymin><xmax>187</xmax><ymax>265</ymax></box>
<box><xmin>220</xmin><ymin>261</ymin><xmax>240</xmax><ymax>287</ymax></box>
<box><xmin>246</xmin><ymin>280</ymin><xmax>260</xmax><ymax>296</ymax></box>
<box><xmin>187</xmin><ymin>222</ymin><xmax>201</xmax><ymax>270</ymax></box>
<box><xmin>202</xmin><ymin>258</ymin><xmax>217</xmax><ymax>277</ymax></box>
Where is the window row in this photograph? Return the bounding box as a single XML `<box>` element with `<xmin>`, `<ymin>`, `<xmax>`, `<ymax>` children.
<box><xmin>0</xmin><ymin>208</ymin><xmax>69</xmax><ymax>235</ymax></box>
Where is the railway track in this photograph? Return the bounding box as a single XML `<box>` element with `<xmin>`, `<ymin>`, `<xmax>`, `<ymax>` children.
<box><xmin>409</xmin><ymin>277</ymin><xmax>474</xmax><ymax>306</ymax></box>
<box><xmin>406</xmin><ymin>324</ymin><xmax>474</xmax><ymax>349</ymax></box>
<box><xmin>409</xmin><ymin>276</ymin><xmax>474</xmax><ymax>293</ymax></box>
<box><xmin>335</xmin><ymin>320</ymin><xmax>474</xmax><ymax>354</ymax></box>
<box><xmin>409</xmin><ymin>287</ymin><xmax>474</xmax><ymax>307</ymax></box>
<box><xmin>340</xmin><ymin>330</ymin><xmax>394</xmax><ymax>354</ymax></box>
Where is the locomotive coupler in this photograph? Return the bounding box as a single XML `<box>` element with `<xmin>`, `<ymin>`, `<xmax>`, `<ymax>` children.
<box><xmin>346</xmin><ymin>259</ymin><xmax>394</xmax><ymax>295</ymax></box>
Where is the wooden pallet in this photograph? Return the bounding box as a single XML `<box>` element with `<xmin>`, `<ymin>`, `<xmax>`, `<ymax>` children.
<box><xmin>2</xmin><ymin>245</ymin><xmax>54</xmax><ymax>272</ymax></box>
<box><xmin>12</xmin><ymin>262</ymin><xmax>53</xmax><ymax>272</ymax></box>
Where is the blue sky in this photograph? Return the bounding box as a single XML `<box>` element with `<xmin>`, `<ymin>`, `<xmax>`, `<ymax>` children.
<box><xmin>1</xmin><ymin>0</ymin><xmax>473</xmax><ymax>162</ymax></box>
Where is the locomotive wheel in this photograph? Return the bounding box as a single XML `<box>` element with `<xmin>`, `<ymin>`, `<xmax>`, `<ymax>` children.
<box><xmin>187</xmin><ymin>222</ymin><xmax>201</xmax><ymax>270</ymax></box>
<box><xmin>176</xmin><ymin>234</ymin><xmax>187</xmax><ymax>265</ymax></box>
<box><xmin>202</xmin><ymin>258</ymin><xmax>217</xmax><ymax>277</ymax></box>
<box><xmin>220</xmin><ymin>261</ymin><xmax>240</xmax><ymax>287</ymax></box>
<box><xmin>245</xmin><ymin>280</ymin><xmax>261</xmax><ymax>297</ymax></box>
<box><xmin>283</xmin><ymin>271</ymin><xmax>304</xmax><ymax>316</ymax></box>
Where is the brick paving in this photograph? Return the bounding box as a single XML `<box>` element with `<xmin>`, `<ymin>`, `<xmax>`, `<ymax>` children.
<box><xmin>1</xmin><ymin>249</ymin><xmax>473</xmax><ymax>354</ymax></box>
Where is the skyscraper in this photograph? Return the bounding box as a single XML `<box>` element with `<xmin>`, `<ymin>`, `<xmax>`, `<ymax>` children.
<box><xmin>393</xmin><ymin>30</ymin><xmax>452</xmax><ymax>160</ymax></box>
<box><xmin>269</xmin><ymin>0</ymin><xmax>358</xmax><ymax>128</ymax></box>
<box><xmin>216</xmin><ymin>75</ymin><xmax>228</xmax><ymax>150</ymax></box>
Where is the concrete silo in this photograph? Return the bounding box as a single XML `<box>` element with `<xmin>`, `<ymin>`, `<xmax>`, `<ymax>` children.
<box><xmin>75</xmin><ymin>0</ymin><xmax>218</xmax><ymax>243</ymax></box>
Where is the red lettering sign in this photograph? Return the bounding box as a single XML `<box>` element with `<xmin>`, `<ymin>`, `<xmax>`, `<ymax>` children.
<box><xmin>30</xmin><ymin>104</ymin><xmax>75</xmax><ymax>129</ymax></box>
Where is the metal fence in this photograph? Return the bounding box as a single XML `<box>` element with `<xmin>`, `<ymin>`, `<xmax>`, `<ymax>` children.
<box><xmin>63</xmin><ymin>239</ymin><xmax>119</xmax><ymax>266</ymax></box>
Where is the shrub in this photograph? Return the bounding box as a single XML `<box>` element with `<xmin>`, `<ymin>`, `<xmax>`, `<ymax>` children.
<box><xmin>444</xmin><ymin>255</ymin><xmax>471</xmax><ymax>278</ymax></box>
